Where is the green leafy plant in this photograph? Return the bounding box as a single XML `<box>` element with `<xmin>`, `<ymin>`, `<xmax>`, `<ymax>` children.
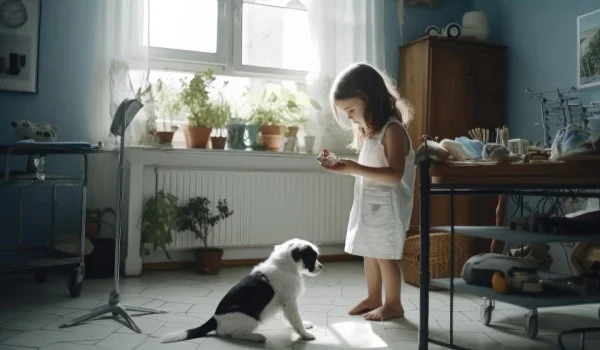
<box><xmin>245</xmin><ymin>83</ymin><xmax>321</xmax><ymax>127</ymax></box>
<box><xmin>177</xmin><ymin>197</ymin><xmax>234</xmax><ymax>249</ymax></box>
<box><xmin>249</xmin><ymin>105</ymin><xmax>282</xmax><ymax>126</ymax></box>
<box><xmin>279</xmin><ymin>86</ymin><xmax>320</xmax><ymax>127</ymax></box>
<box><xmin>153</xmin><ymin>79</ymin><xmax>183</xmax><ymax>130</ymax></box>
<box><xmin>180</xmin><ymin>70</ymin><xmax>216</xmax><ymax>127</ymax></box>
<box><xmin>141</xmin><ymin>191</ymin><xmax>179</xmax><ymax>259</ymax></box>
<box><xmin>86</xmin><ymin>207</ymin><xmax>115</xmax><ymax>233</ymax></box>
<box><xmin>204</xmin><ymin>98</ymin><xmax>232</xmax><ymax>136</ymax></box>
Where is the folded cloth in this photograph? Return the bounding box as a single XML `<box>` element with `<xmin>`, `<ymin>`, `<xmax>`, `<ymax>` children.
<box><xmin>455</xmin><ymin>136</ymin><xmax>484</xmax><ymax>159</ymax></box>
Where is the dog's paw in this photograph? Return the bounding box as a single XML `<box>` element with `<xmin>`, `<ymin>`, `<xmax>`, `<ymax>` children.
<box><xmin>248</xmin><ymin>333</ymin><xmax>267</xmax><ymax>343</ymax></box>
<box><xmin>302</xmin><ymin>321</ymin><xmax>314</xmax><ymax>329</ymax></box>
<box><xmin>300</xmin><ymin>331</ymin><xmax>316</xmax><ymax>341</ymax></box>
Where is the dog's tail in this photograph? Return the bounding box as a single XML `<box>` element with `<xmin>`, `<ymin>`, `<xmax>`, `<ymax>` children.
<box><xmin>161</xmin><ymin>317</ymin><xmax>217</xmax><ymax>343</ymax></box>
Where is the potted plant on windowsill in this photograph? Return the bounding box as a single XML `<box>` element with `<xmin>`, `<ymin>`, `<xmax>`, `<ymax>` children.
<box><xmin>153</xmin><ymin>79</ymin><xmax>182</xmax><ymax>145</ymax></box>
<box><xmin>249</xmin><ymin>105</ymin><xmax>283</xmax><ymax>151</ymax></box>
<box><xmin>177</xmin><ymin>197</ymin><xmax>233</xmax><ymax>275</ymax></box>
<box><xmin>280</xmin><ymin>86</ymin><xmax>320</xmax><ymax>137</ymax></box>
<box><xmin>180</xmin><ymin>70</ymin><xmax>215</xmax><ymax>148</ymax></box>
<box><xmin>141</xmin><ymin>190</ymin><xmax>179</xmax><ymax>260</ymax></box>
<box><xmin>208</xmin><ymin>98</ymin><xmax>231</xmax><ymax>150</ymax></box>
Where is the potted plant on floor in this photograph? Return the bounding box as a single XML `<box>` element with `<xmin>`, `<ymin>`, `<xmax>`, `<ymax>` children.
<box><xmin>85</xmin><ymin>207</ymin><xmax>115</xmax><ymax>239</ymax></box>
<box><xmin>177</xmin><ymin>197</ymin><xmax>234</xmax><ymax>275</ymax></box>
<box><xmin>180</xmin><ymin>70</ymin><xmax>215</xmax><ymax>148</ymax></box>
<box><xmin>141</xmin><ymin>190</ymin><xmax>179</xmax><ymax>259</ymax></box>
<box><xmin>153</xmin><ymin>79</ymin><xmax>182</xmax><ymax>145</ymax></box>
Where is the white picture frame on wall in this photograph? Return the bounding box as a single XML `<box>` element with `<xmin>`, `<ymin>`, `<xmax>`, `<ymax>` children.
<box><xmin>577</xmin><ymin>8</ymin><xmax>600</xmax><ymax>90</ymax></box>
<box><xmin>0</xmin><ymin>0</ymin><xmax>40</xmax><ymax>93</ymax></box>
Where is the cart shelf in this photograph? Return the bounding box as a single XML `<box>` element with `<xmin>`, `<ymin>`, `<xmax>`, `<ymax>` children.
<box><xmin>432</xmin><ymin>225</ymin><xmax>600</xmax><ymax>244</ymax></box>
<box><xmin>0</xmin><ymin>256</ymin><xmax>81</xmax><ymax>273</ymax></box>
<box><xmin>431</xmin><ymin>278</ymin><xmax>600</xmax><ymax>309</ymax></box>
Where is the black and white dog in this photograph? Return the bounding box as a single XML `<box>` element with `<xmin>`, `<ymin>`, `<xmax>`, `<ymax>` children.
<box><xmin>161</xmin><ymin>238</ymin><xmax>323</xmax><ymax>344</ymax></box>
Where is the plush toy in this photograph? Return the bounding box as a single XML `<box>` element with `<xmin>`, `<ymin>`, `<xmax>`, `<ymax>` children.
<box><xmin>10</xmin><ymin>120</ymin><xmax>58</xmax><ymax>142</ymax></box>
<box><xmin>440</xmin><ymin>138</ymin><xmax>472</xmax><ymax>161</ymax></box>
<box><xmin>414</xmin><ymin>139</ymin><xmax>451</xmax><ymax>164</ymax></box>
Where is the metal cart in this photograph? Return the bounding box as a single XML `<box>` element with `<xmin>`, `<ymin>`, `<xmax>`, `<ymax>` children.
<box><xmin>417</xmin><ymin>158</ymin><xmax>600</xmax><ymax>350</ymax></box>
<box><xmin>0</xmin><ymin>142</ymin><xmax>100</xmax><ymax>297</ymax></box>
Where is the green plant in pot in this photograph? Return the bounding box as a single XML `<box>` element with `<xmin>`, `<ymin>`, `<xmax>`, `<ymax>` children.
<box><xmin>180</xmin><ymin>70</ymin><xmax>215</xmax><ymax>148</ymax></box>
<box><xmin>206</xmin><ymin>98</ymin><xmax>231</xmax><ymax>150</ymax></box>
<box><xmin>141</xmin><ymin>190</ymin><xmax>179</xmax><ymax>259</ymax></box>
<box><xmin>249</xmin><ymin>104</ymin><xmax>283</xmax><ymax>151</ymax></box>
<box><xmin>227</xmin><ymin>116</ymin><xmax>248</xmax><ymax>150</ymax></box>
<box><xmin>279</xmin><ymin>86</ymin><xmax>320</xmax><ymax>138</ymax></box>
<box><xmin>153</xmin><ymin>79</ymin><xmax>182</xmax><ymax>145</ymax></box>
<box><xmin>177</xmin><ymin>197</ymin><xmax>233</xmax><ymax>275</ymax></box>
<box><xmin>85</xmin><ymin>207</ymin><xmax>115</xmax><ymax>239</ymax></box>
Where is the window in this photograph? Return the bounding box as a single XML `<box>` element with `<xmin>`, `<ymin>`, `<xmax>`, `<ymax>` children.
<box><xmin>144</xmin><ymin>0</ymin><xmax>314</xmax><ymax>81</ymax></box>
<box><xmin>146</xmin><ymin>69</ymin><xmax>308</xmax><ymax>147</ymax></box>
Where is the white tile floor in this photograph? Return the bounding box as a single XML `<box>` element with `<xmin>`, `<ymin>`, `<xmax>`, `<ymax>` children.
<box><xmin>1</xmin><ymin>261</ymin><xmax>599</xmax><ymax>350</ymax></box>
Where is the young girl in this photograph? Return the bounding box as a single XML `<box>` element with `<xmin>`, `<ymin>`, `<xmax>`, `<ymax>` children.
<box><xmin>323</xmin><ymin>63</ymin><xmax>415</xmax><ymax>321</ymax></box>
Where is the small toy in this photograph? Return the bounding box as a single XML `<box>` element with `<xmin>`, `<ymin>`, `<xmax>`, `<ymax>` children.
<box><xmin>316</xmin><ymin>149</ymin><xmax>341</xmax><ymax>167</ymax></box>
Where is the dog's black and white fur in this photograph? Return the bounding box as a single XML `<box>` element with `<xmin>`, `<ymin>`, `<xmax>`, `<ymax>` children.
<box><xmin>161</xmin><ymin>238</ymin><xmax>323</xmax><ymax>344</ymax></box>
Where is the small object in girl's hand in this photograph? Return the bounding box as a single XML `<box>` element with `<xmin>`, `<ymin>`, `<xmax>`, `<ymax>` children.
<box><xmin>316</xmin><ymin>148</ymin><xmax>341</xmax><ymax>167</ymax></box>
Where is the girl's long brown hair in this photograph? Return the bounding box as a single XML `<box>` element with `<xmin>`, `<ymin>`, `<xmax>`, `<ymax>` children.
<box><xmin>329</xmin><ymin>63</ymin><xmax>413</xmax><ymax>151</ymax></box>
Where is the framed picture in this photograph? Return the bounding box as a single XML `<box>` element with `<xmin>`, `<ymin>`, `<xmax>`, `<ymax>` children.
<box><xmin>0</xmin><ymin>0</ymin><xmax>40</xmax><ymax>93</ymax></box>
<box><xmin>577</xmin><ymin>8</ymin><xmax>600</xmax><ymax>90</ymax></box>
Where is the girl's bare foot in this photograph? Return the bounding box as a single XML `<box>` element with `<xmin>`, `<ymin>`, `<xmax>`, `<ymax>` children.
<box><xmin>364</xmin><ymin>304</ymin><xmax>404</xmax><ymax>321</ymax></box>
<box><xmin>348</xmin><ymin>298</ymin><xmax>382</xmax><ymax>315</ymax></box>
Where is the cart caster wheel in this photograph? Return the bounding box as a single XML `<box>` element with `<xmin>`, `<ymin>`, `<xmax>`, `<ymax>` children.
<box><xmin>480</xmin><ymin>305</ymin><xmax>494</xmax><ymax>326</ymax></box>
<box><xmin>35</xmin><ymin>268</ymin><xmax>48</xmax><ymax>283</ymax></box>
<box><xmin>525</xmin><ymin>312</ymin><xmax>538</xmax><ymax>339</ymax></box>
<box><xmin>68</xmin><ymin>267</ymin><xmax>84</xmax><ymax>298</ymax></box>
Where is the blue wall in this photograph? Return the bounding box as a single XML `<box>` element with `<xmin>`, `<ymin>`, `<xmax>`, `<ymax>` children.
<box><xmin>403</xmin><ymin>0</ymin><xmax>473</xmax><ymax>45</ymax></box>
<box><xmin>386</xmin><ymin>0</ymin><xmax>474</xmax><ymax>84</ymax></box>
<box><xmin>472</xmin><ymin>0</ymin><xmax>600</xmax><ymax>141</ymax></box>
<box><xmin>0</xmin><ymin>0</ymin><xmax>96</xmax><ymax>257</ymax></box>
<box><xmin>0</xmin><ymin>0</ymin><xmax>97</xmax><ymax>143</ymax></box>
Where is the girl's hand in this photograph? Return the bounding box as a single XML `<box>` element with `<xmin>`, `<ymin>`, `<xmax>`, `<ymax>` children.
<box><xmin>323</xmin><ymin>158</ymin><xmax>360</xmax><ymax>175</ymax></box>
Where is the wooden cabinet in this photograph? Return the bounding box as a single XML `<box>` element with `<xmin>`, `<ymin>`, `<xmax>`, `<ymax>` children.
<box><xmin>399</xmin><ymin>37</ymin><xmax>507</xmax><ymax>235</ymax></box>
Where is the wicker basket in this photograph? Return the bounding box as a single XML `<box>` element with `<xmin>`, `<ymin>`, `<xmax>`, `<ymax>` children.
<box><xmin>402</xmin><ymin>232</ymin><xmax>475</xmax><ymax>289</ymax></box>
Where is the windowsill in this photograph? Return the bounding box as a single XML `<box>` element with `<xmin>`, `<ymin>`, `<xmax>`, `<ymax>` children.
<box><xmin>128</xmin><ymin>144</ymin><xmax>322</xmax><ymax>158</ymax></box>
<box><xmin>121</xmin><ymin>145</ymin><xmax>356</xmax><ymax>171</ymax></box>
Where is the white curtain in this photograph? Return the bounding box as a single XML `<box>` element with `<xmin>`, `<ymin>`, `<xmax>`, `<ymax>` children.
<box><xmin>87</xmin><ymin>0</ymin><xmax>153</xmax><ymax>148</ymax></box>
<box><xmin>305</xmin><ymin>0</ymin><xmax>387</xmax><ymax>155</ymax></box>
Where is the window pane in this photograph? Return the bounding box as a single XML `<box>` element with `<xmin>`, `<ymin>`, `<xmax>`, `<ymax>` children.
<box><xmin>242</xmin><ymin>1</ymin><xmax>312</xmax><ymax>71</ymax></box>
<box><xmin>144</xmin><ymin>0</ymin><xmax>218</xmax><ymax>53</ymax></box>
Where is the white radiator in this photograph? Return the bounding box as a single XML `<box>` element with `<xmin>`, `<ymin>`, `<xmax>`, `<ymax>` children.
<box><xmin>156</xmin><ymin>168</ymin><xmax>354</xmax><ymax>249</ymax></box>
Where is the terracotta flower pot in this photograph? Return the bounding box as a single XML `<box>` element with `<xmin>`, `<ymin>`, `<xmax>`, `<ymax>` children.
<box><xmin>287</xmin><ymin>126</ymin><xmax>300</xmax><ymax>137</ymax></box>
<box><xmin>194</xmin><ymin>248</ymin><xmax>224</xmax><ymax>275</ymax></box>
<box><xmin>156</xmin><ymin>131</ymin><xmax>175</xmax><ymax>145</ymax></box>
<box><xmin>186</xmin><ymin>126</ymin><xmax>212</xmax><ymax>148</ymax></box>
<box><xmin>260</xmin><ymin>125</ymin><xmax>283</xmax><ymax>151</ymax></box>
<box><xmin>85</xmin><ymin>222</ymin><xmax>100</xmax><ymax>239</ymax></box>
<box><xmin>211</xmin><ymin>136</ymin><xmax>227</xmax><ymax>150</ymax></box>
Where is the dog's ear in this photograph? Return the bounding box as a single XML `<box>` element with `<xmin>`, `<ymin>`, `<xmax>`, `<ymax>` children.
<box><xmin>291</xmin><ymin>247</ymin><xmax>301</xmax><ymax>262</ymax></box>
<box><xmin>291</xmin><ymin>245</ymin><xmax>318</xmax><ymax>271</ymax></box>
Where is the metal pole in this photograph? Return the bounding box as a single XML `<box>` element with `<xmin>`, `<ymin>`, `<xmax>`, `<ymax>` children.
<box><xmin>418</xmin><ymin>160</ymin><xmax>430</xmax><ymax>350</ymax></box>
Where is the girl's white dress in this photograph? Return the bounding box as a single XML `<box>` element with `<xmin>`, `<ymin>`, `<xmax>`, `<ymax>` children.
<box><xmin>345</xmin><ymin>118</ymin><xmax>416</xmax><ymax>260</ymax></box>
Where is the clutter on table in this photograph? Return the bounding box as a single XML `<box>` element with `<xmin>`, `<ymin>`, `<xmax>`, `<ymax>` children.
<box><xmin>461</xmin><ymin>252</ymin><xmax>600</xmax><ymax>297</ymax></box>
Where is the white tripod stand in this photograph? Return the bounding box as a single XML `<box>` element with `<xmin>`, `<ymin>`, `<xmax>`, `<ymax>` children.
<box><xmin>60</xmin><ymin>98</ymin><xmax>168</xmax><ymax>333</ymax></box>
